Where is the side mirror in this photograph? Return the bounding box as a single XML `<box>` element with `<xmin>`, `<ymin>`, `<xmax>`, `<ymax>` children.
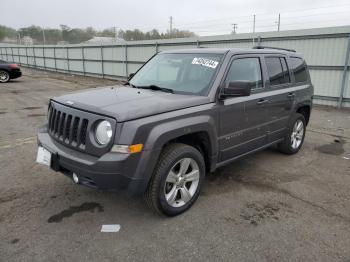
<box><xmin>220</xmin><ymin>81</ymin><xmax>252</xmax><ymax>98</ymax></box>
<box><xmin>127</xmin><ymin>73</ymin><xmax>135</xmax><ymax>81</ymax></box>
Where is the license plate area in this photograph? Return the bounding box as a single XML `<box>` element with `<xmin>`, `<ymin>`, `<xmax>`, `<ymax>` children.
<box><xmin>36</xmin><ymin>146</ymin><xmax>52</xmax><ymax>167</ymax></box>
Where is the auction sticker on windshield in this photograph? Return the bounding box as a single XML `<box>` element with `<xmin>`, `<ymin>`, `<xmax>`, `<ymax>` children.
<box><xmin>192</xmin><ymin>58</ymin><xmax>219</xmax><ymax>68</ymax></box>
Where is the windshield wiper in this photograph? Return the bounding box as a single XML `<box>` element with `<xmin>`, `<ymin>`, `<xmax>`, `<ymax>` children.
<box><xmin>134</xmin><ymin>84</ymin><xmax>174</xmax><ymax>93</ymax></box>
<box><xmin>124</xmin><ymin>81</ymin><xmax>136</xmax><ymax>88</ymax></box>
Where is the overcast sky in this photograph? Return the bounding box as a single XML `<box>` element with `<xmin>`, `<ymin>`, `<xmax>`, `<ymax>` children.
<box><xmin>3</xmin><ymin>0</ymin><xmax>350</xmax><ymax>35</ymax></box>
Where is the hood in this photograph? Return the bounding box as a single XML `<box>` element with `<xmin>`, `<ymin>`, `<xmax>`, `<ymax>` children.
<box><xmin>53</xmin><ymin>86</ymin><xmax>210</xmax><ymax>122</ymax></box>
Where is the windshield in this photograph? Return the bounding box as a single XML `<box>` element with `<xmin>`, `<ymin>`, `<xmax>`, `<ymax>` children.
<box><xmin>130</xmin><ymin>53</ymin><xmax>223</xmax><ymax>95</ymax></box>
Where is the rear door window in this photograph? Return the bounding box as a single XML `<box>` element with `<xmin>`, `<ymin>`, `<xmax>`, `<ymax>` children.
<box><xmin>289</xmin><ymin>57</ymin><xmax>308</xmax><ymax>83</ymax></box>
<box><xmin>265</xmin><ymin>57</ymin><xmax>291</xmax><ymax>86</ymax></box>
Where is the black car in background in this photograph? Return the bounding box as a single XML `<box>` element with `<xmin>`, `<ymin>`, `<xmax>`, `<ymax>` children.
<box><xmin>0</xmin><ymin>60</ymin><xmax>22</xmax><ymax>83</ymax></box>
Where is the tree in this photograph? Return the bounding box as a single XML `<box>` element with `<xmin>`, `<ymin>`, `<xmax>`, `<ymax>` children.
<box><xmin>45</xmin><ymin>29</ymin><xmax>62</xmax><ymax>44</ymax></box>
<box><xmin>19</xmin><ymin>25</ymin><xmax>43</xmax><ymax>43</ymax></box>
<box><xmin>0</xmin><ymin>25</ymin><xmax>17</xmax><ymax>41</ymax></box>
<box><xmin>0</xmin><ymin>24</ymin><xmax>197</xmax><ymax>44</ymax></box>
<box><xmin>60</xmin><ymin>24</ymin><xmax>71</xmax><ymax>42</ymax></box>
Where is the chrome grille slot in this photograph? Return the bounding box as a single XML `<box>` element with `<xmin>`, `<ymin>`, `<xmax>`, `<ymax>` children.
<box><xmin>71</xmin><ymin>117</ymin><xmax>80</xmax><ymax>144</ymax></box>
<box><xmin>58</xmin><ymin>113</ymin><xmax>66</xmax><ymax>138</ymax></box>
<box><xmin>64</xmin><ymin>115</ymin><xmax>72</xmax><ymax>142</ymax></box>
<box><xmin>80</xmin><ymin>119</ymin><xmax>88</xmax><ymax>146</ymax></box>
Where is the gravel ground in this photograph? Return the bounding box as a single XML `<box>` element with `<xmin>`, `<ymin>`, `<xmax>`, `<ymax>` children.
<box><xmin>0</xmin><ymin>68</ymin><xmax>350</xmax><ymax>262</ymax></box>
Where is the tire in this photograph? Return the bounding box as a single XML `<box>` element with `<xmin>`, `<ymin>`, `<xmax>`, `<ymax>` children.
<box><xmin>145</xmin><ymin>143</ymin><xmax>206</xmax><ymax>216</ymax></box>
<box><xmin>278</xmin><ymin>113</ymin><xmax>306</xmax><ymax>154</ymax></box>
<box><xmin>0</xmin><ymin>70</ymin><xmax>10</xmax><ymax>83</ymax></box>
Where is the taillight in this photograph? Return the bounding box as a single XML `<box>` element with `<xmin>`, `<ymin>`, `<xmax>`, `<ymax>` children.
<box><xmin>9</xmin><ymin>63</ymin><xmax>19</xmax><ymax>69</ymax></box>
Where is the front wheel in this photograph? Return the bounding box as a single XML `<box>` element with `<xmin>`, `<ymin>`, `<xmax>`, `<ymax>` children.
<box><xmin>278</xmin><ymin>113</ymin><xmax>306</xmax><ymax>154</ymax></box>
<box><xmin>0</xmin><ymin>70</ymin><xmax>10</xmax><ymax>83</ymax></box>
<box><xmin>145</xmin><ymin>143</ymin><xmax>205</xmax><ymax>216</ymax></box>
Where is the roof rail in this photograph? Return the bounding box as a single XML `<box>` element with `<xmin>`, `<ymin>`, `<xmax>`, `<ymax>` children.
<box><xmin>252</xmin><ymin>45</ymin><xmax>296</xmax><ymax>52</ymax></box>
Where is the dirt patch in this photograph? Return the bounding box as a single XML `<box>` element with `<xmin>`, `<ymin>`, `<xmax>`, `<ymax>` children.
<box><xmin>47</xmin><ymin>202</ymin><xmax>104</xmax><ymax>223</ymax></box>
<box><xmin>0</xmin><ymin>189</ymin><xmax>28</xmax><ymax>204</ymax></box>
<box><xmin>27</xmin><ymin>114</ymin><xmax>46</xmax><ymax>117</ymax></box>
<box><xmin>10</xmin><ymin>239</ymin><xmax>20</xmax><ymax>244</ymax></box>
<box><xmin>240</xmin><ymin>202</ymin><xmax>281</xmax><ymax>226</ymax></box>
<box><xmin>21</xmin><ymin>106</ymin><xmax>43</xmax><ymax>110</ymax></box>
<box><xmin>223</xmin><ymin>202</ymin><xmax>293</xmax><ymax>226</ymax></box>
<box><xmin>316</xmin><ymin>138</ymin><xmax>345</xmax><ymax>155</ymax></box>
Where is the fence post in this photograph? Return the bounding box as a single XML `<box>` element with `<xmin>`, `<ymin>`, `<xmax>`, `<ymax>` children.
<box><xmin>100</xmin><ymin>44</ymin><xmax>105</xmax><ymax>78</ymax></box>
<box><xmin>196</xmin><ymin>40</ymin><xmax>200</xmax><ymax>48</ymax></box>
<box><xmin>25</xmin><ymin>46</ymin><xmax>29</xmax><ymax>66</ymax></box>
<box><xmin>5</xmin><ymin>47</ymin><xmax>8</xmax><ymax>61</ymax></box>
<box><xmin>338</xmin><ymin>33</ymin><xmax>350</xmax><ymax>108</ymax></box>
<box><xmin>125</xmin><ymin>44</ymin><xmax>128</xmax><ymax>78</ymax></box>
<box><xmin>81</xmin><ymin>46</ymin><xmax>86</xmax><ymax>76</ymax></box>
<box><xmin>155</xmin><ymin>42</ymin><xmax>158</xmax><ymax>53</ymax></box>
<box><xmin>33</xmin><ymin>46</ymin><xmax>37</xmax><ymax>67</ymax></box>
<box><xmin>53</xmin><ymin>47</ymin><xmax>57</xmax><ymax>71</ymax></box>
<box><xmin>11</xmin><ymin>47</ymin><xmax>14</xmax><ymax>63</ymax></box>
<box><xmin>43</xmin><ymin>46</ymin><xmax>46</xmax><ymax>69</ymax></box>
<box><xmin>66</xmin><ymin>46</ymin><xmax>70</xmax><ymax>73</ymax></box>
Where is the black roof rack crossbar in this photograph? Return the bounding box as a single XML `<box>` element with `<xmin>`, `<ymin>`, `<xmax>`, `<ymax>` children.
<box><xmin>252</xmin><ymin>46</ymin><xmax>296</xmax><ymax>52</ymax></box>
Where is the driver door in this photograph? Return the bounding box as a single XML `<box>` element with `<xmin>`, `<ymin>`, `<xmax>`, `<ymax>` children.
<box><xmin>218</xmin><ymin>55</ymin><xmax>269</xmax><ymax>162</ymax></box>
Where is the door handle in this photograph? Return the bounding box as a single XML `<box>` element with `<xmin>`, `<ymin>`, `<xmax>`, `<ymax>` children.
<box><xmin>287</xmin><ymin>93</ymin><xmax>295</xmax><ymax>98</ymax></box>
<box><xmin>256</xmin><ymin>99</ymin><xmax>268</xmax><ymax>105</ymax></box>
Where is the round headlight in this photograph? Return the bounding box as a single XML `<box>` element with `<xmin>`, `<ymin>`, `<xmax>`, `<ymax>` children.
<box><xmin>95</xmin><ymin>120</ymin><xmax>113</xmax><ymax>145</ymax></box>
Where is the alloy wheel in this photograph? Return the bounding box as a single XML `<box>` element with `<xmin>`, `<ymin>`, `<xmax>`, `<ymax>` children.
<box><xmin>291</xmin><ymin>119</ymin><xmax>304</xmax><ymax>149</ymax></box>
<box><xmin>164</xmin><ymin>158</ymin><xmax>200</xmax><ymax>208</ymax></box>
<box><xmin>0</xmin><ymin>71</ymin><xmax>10</xmax><ymax>83</ymax></box>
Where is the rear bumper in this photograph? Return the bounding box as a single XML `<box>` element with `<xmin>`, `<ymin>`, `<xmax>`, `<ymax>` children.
<box><xmin>37</xmin><ymin>126</ymin><xmax>152</xmax><ymax>195</ymax></box>
<box><xmin>10</xmin><ymin>70</ymin><xmax>22</xmax><ymax>79</ymax></box>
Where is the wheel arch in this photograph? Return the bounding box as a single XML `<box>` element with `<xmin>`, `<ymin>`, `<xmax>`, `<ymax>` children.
<box><xmin>135</xmin><ymin>116</ymin><xmax>218</xmax><ymax>193</ymax></box>
<box><xmin>295</xmin><ymin>104</ymin><xmax>311</xmax><ymax>125</ymax></box>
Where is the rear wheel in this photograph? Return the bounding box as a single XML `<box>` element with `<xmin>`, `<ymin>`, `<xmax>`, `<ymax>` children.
<box><xmin>278</xmin><ymin>113</ymin><xmax>306</xmax><ymax>154</ymax></box>
<box><xmin>145</xmin><ymin>143</ymin><xmax>205</xmax><ymax>216</ymax></box>
<box><xmin>0</xmin><ymin>70</ymin><xmax>10</xmax><ymax>83</ymax></box>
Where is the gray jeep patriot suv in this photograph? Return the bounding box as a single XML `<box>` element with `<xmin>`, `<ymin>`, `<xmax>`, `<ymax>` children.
<box><xmin>37</xmin><ymin>47</ymin><xmax>313</xmax><ymax>216</ymax></box>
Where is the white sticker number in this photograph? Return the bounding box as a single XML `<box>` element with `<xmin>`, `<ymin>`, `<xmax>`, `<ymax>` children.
<box><xmin>192</xmin><ymin>57</ymin><xmax>219</xmax><ymax>68</ymax></box>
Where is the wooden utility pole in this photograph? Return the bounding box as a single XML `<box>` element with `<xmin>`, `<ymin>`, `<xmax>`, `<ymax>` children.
<box><xmin>169</xmin><ymin>16</ymin><xmax>173</xmax><ymax>35</ymax></box>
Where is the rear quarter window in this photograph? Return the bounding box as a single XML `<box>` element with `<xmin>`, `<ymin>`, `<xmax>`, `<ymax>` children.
<box><xmin>289</xmin><ymin>57</ymin><xmax>308</xmax><ymax>83</ymax></box>
<box><xmin>265</xmin><ymin>57</ymin><xmax>291</xmax><ymax>86</ymax></box>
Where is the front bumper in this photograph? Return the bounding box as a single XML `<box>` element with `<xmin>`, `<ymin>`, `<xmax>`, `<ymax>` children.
<box><xmin>37</xmin><ymin>127</ymin><xmax>150</xmax><ymax>195</ymax></box>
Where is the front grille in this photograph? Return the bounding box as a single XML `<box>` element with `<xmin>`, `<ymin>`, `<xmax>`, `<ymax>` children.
<box><xmin>48</xmin><ymin>106</ymin><xmax>89</xmax><ymax>149</ymax></box>
<box><xmin>47</xmin><ymin>100</ymin><xmax>116</xmax><ymax>157</ymax></box>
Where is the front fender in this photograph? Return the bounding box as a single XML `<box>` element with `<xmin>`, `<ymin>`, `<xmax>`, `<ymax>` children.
<box><xmin>129</xmin><ymin>114</ymin><xmax>218</xmax><ymax>193</ymax></box>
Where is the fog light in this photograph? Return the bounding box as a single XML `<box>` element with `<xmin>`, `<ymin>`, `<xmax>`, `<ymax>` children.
<box><xmin>72</xmin><ymin>173</ymin><xmax>79</xmax><ymax>184</ymax></box>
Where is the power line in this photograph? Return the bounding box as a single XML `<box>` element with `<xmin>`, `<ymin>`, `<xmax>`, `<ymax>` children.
<box><xmin>109</xmin><ymin>2</ymin><xmax>350</xmax><ymax>31</ymax></box>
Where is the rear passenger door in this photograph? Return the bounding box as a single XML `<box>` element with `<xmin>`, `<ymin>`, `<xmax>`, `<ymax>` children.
<box><xmin>263</xmin><ymin>56</ymin><xmax>294</xmax><ymax>142</ymax></box>
<box><xmin>218</xmin><ymin>55</ymin><xmax>269</xmax><ymax>162</ymax></box>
